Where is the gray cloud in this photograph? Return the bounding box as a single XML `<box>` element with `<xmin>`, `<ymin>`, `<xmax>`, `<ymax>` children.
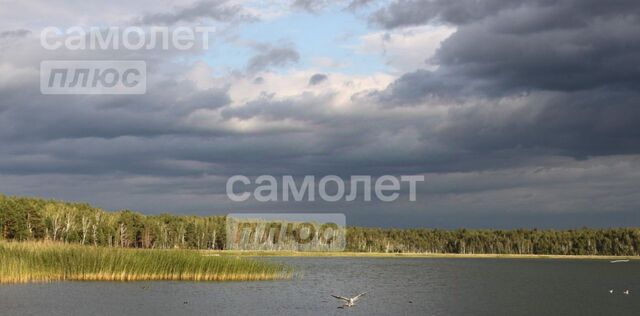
<box><xmin>372</xmin><ymin>0</ymin><xmax>640</xmax><ymax>98</ymax></box>
<box><xmin>437</xmin><ymin>90</ymin><xmax>640</xmax><ymax>160</ymax></box>
<box><xmin>246</xmin><ymin>43</ymin><xmax>300</xmax><ymax>73</ymax></box>
<box><xmin>346</xmin><ymin>0</ymin><xmax>377</xmax><ymax>11</ymax></box>
<box><xmin>308</xmin><ymin>73</ymin><xmax>328</xmax><ymax>85</ymax></box>
<box><xmin>137</xmin><ymin>0</ymin><xmax>256</xmax><ymax>25</ymax></box>
<box><xmin>371</xmin><ymin>0</ymin><xmax>529</xmax><ymax>28</ymax></box>
<box><xmin>0</xmin><ymin>29</ymin><xmax>30</xmax><ymax>39</ymax></box>
<box><xmin>367</xmin><ymin>0</ymin><xmax>640</xmax><ymax>163</ymax></box>
<box><xmin>0</xmin><ymin>79</ymin><xmax>231</xmax><ymax>142</ymax></box>
<box><xmin>370</xmin><ymin>0</ymin><xmax>640</xmax><ymax>29</ymax></box>
<box><xmin>292</xmin><ymin>0</ymin><xmax>377</xmax><ymax>13</ymax></box>
<box><xmin>291</xmin><ymin>0</ymin><xmax>333</xmax><ymax>13</ymax></box>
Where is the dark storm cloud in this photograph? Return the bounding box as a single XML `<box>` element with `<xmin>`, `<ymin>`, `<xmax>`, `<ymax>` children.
<box><xmin>137</xmin><ymin>0</ymin><xmax>256</xmax><ymax>25</ymax></box>
<box><xmin>368</xmin><ymin>0</ymin><xmax>640</xmax><ymax>161</ymax></box>
<box><xmin>371</xmin><ymin>69</ymin><xmax>467</xmax><ymax>105</ymax></box>
<box><xmin>308</xmin><ymin>73</ymin><xmax>328</xmax><ymax>85</ymax></box>
<box><xmin>0</xmin><ymin>79</ymin><xmax>230</xmax><ymax>142</ymax></box>
<box><xmin>0</xmin><ymin>73</ymin><xmax>384</xmax><ymax>179</ymax></box>
<box><xmin>0</xmin><ymin>43</ymin><xmax>421</xmax><ymax>180</ymax></box>
<box><xmin>373</xmin><ymin>0</ymin><xmax>640</xmax><ymax>100</ymax></box>
<box><xmin>437</xmin><ymin>90</ymin><xmax>640</xmax><ymax>159</ymax></box>
<box><xmin>0</xmin><ymin>76</ymin><xmax>241</xmax><ymax>178</ymax></box>
<box><xmin>370</xmin><ymin>0</ymin><xmax>532</xmax><ymax>28</ymax></box>
<box><xmin>370</xmin><ymin>0</ymin><xmax>640</xmax><ymax>29</ymax></box>
<box><xmin>433</xmin><ymin>19</ymin><xmax>640</xmax><ymax>94</ymax></box>
<box><xmin>2</xmin><ymin>0</ymin><xmax>640</xmax><ymax>227</ymax></box>
<box><xmin>246</xmin><ymin>44</ymin><xmax>300</xmax><ymax>73</ymax></box>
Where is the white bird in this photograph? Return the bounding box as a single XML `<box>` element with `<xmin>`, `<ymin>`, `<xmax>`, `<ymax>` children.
<box><xmin>609</xmin><ymin>289</ymin><xmax>614</xmax><ymax>294</ymax></box>
<box><xmin>610</xmin><ymin>259</ymin><xmax>630</xmax><ymax>263</ymax></box>
<box><xmin>331</xmin><ymin>292</ymin><xmax>368</xmax><ymax>308</ymax></box>
<box><xmin>623</xmin><ymin>290</ymin><xmax>630</xmax><ymax>295</ymax></box>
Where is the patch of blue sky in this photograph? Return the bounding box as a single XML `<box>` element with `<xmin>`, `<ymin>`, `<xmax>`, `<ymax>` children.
<box><xmin>200</xmin><ymin>7</ymin><xmax>390</xmax><ymax>76</ymax></box>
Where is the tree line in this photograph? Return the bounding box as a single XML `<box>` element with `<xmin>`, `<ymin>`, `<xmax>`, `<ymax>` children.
<box><xmin>0</xmin><ymin>195</ymin><xmax>225</xmax><ymax>249</ymax></box>
<box><xmin>1</xmin><ymin>194</ymin><xmax>639</xmax><ymax>255</ymax></box>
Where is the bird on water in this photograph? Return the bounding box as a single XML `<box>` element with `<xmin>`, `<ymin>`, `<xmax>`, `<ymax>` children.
<box><xmin>331</xmin><ymin>292</ymin><xmax>368</xmax><ymax>308</ymax></box>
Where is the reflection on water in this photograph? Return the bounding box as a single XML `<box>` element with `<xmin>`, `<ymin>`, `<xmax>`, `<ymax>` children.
<box><xmin>1</xmin><ymin>258</ymin><xmax>638</xmax><ymax>315</ymax></box>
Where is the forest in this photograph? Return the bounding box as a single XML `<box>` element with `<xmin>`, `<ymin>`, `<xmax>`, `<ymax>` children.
<box><xmin>1</xmin><ymin>194</ymin><xmax>639</xmax><ymax>256</ymax></box>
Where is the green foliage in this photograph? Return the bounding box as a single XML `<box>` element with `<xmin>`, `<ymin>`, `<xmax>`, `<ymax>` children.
<box><xmin>0</xmin><ymin>195</ymin><xmax>225</xmax><ymax>250</ymax></box>
<box><xmin>345</xmin><ymin>227</ymin><xmax>640</xmax><ymax>255</ymax></box>
<box><xmin>0</xmin><ymin>194</ymin><xmax>638</xmax><ymax>255</ymax></box>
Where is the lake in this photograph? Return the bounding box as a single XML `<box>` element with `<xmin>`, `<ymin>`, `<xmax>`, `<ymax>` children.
<box><xmin>0</xmin><ymin>257</ymin><xmax>638</xmax><ymax>315</ymax></box>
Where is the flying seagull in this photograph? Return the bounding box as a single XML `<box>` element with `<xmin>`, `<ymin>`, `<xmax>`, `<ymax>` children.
<box><xmin>331</xmin><ymin>292</ymin><xmax>368</xmax><ymax>308</ymax></box>
<box><xmin>610</xmin><ymin>259</ymin><xmax>630</xmax><ymax>263</ymax></box>
<box><xmin>623</xmin><ymin>290</ymin><xmax>630</xmax><ymax>295</ymax></box>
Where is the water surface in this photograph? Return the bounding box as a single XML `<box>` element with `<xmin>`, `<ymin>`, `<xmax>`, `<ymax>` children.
<box><xmin>1</xmin><ymin>258</ymin><xmax>638</xmax><ymax>315</ymax></box>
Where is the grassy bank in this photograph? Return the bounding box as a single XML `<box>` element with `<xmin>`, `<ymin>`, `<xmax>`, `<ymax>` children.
<box><xmin>0</xmin><ymin>242</ymin><xmax>291</xmax><ymax>284</ymax></box>
<box><xmin>204</xmin><ymin>250</ymin><xmax>640</xmax><ymax>260</ymax></box>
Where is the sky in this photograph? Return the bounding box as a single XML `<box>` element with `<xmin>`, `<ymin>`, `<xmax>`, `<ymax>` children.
<box><xmin>0</xmin><ymin>0</ymin><xmax>639</xmax><ymax>228</ymax></box>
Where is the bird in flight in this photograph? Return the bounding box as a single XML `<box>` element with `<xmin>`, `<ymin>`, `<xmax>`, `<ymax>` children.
<box><xmin>623</xmin><ymin>290</ymin><xmax>630</xmax><ymax>295</ymax></box>
<box><xmin>331</xmin><ymin>292</ymin><xmax>368</xmax><ymax>308</ymax></box>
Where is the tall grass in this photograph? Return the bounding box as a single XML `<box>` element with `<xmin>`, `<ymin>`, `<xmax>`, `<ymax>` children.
<box><xmin>0</xmin><ymin>242</ymin><xmax>291</xmax><ymax>283</ymax></box>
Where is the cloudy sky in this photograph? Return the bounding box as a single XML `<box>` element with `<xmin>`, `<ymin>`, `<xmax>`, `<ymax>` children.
<box><xmin>1</xmin><ymin>0</ymin><xmax>639</xmax><ymax>228</ymax></box>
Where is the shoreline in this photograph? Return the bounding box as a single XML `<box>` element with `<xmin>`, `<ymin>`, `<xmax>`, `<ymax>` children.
<box><xmin>202</xmin><ymin>250</ymin><xmax>639</xmax><ymax>260</ymax></box>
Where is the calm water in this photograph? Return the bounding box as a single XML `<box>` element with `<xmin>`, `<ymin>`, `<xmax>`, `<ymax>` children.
<box><xmin>1</xmin><ymin>258</ymin><xmax>638</xmax><ymax>315</ymax></box>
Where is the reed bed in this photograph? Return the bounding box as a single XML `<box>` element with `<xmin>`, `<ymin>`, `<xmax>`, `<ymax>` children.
<box><xmin>0</xmin><ymin>242</ymin><xmax>291</xmax><ymax>284</ymax></box>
